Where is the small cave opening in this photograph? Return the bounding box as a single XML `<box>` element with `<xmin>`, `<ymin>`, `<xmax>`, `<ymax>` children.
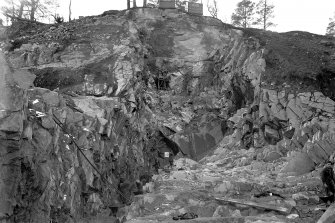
<box><xmin>228</xmin><ymin>75</ymin><xmax>255</xmax><ymax>112</ymax></box>
<box><xmin>316</xmin><ymin>68</ymin><xmax>335</xmax><ymax>100</ymax></box>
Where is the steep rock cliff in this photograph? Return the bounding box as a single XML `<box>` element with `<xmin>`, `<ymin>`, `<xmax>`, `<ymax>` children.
<box><xmin>0</xmin><ymin>51</ymin><xmax>157</xmax><ymax>222</ymax></box>
<box><xmin>5</xmin><ymin>9</ymin><xmax>264</xmax><ymax>159</ymax></box>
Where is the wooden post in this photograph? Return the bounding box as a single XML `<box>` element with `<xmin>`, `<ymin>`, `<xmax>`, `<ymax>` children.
<box><xmin>143</xmin><ymin>0</ymin><xmax>147</xmax><ymax>7</ymax></box>
<box><xmin>127</xmin><ymin>0</ymin><xmax>131</xmax><ymax>9</ymax></box>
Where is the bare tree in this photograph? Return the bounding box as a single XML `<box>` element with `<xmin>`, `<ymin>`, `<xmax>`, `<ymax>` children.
<box><xmin>254</xmin><ymin>0</ymin><xmax>275</xmax><ymax>30</ymax></box>
<box><xmin>127</xmin><ymin>0</ymin><xmax>131</xmax><ymax>9</ymax></box>
<box><xmin>133</xmin><ymin>0</ymin><xmax>137</xmax><ymax>8</ymax></box>
<box><xmin>207</xmin><ymin>0</ymin><xmax>218</xmax><ymax>18</ymax></box>
<box><xmin>143</xmin><ymin>0</ymin><xmax>147</xmax><ymax>7</ymax></box>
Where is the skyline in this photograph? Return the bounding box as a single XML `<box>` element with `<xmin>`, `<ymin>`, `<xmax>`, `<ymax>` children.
<box><xmin>1</xmin><ymin>0</ymin><xmax>335</xmax><ymax>35</ymax></box>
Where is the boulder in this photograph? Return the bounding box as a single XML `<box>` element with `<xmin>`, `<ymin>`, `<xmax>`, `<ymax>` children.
<box><xmin>214</xmin><ymin>181</ymin><xmax>234</xmax><ymax>194</ymax></box>
<box><xmin>174</xmin><ymin>158</ymin><xmax>200</xmax><ymax>170</ymax></box>
<box><xmin>212</xmin><ymin>205</ymin><xmax>230</xmax><ymax>217</ymax></box>
<box><xmin>171</xmin><ymin>121</ymin><xmax>223</xmax><ymax>159</ymax></box>
<box><xmin>263</xmin><ymin>150</ymin><xmax>282</xmax><ymax>162</ymax></box>
<box><xmin>281</xmin><ymin>152</ymin><xmax>315</xmax><ymax>176</ymax></box>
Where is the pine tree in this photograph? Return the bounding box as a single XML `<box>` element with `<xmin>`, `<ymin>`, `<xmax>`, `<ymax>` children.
<box><xmin>326</xmin><ymin>14</ymin><xmax>335</xmax><ymax>37</ymax></box>
<box><xmin>254</xmin><ymin>0</ymin><xmax>275</xmax><ymax>30</ymax></box>
<box><xmin>231</xmin><ymin>0</ymin><xmax>255</xmax><ymax>28</ymax></box>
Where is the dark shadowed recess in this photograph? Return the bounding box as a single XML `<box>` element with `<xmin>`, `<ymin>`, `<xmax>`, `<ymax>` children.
<box><xmin>317</xmin><ymin>68</ymin><xmax>335</xmax><ymax>100</ymax></box>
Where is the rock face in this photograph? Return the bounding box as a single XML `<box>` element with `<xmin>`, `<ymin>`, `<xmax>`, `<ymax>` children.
<box><xmin>0</xmin><ymin>7</ymin><xmax>335</xmax><ymax>222</ymax></box>
<box><xmin>0</xmin><ymin>52</ymin><xmax>155</xmax><ymax>222</ymax></box>
<box><xmin>5</xmin><ymin>9</ymin><xmax>264</xmax><ymax>160</ymax></box>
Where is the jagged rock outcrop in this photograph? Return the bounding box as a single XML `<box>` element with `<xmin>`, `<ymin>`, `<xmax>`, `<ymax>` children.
<box><xmin>0</xmin><ymin>52</ymin><xmax>156</xmax><ymax>222</ymax></box>
<box><xmin>1</xmin><ymin>6</ymin><xmax>335</xmax><ymax>222</ymax></box>
<box><xmin>4</xmin><ymin>9</ymin><xmax>265</xmax><ymax>160</ymax></box>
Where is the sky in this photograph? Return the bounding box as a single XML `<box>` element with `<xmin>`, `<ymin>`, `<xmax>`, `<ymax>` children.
<box><xmin>1</xmin><ymin>0</ymin><xmax>335</xmax><ymax>35</ymax></box>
